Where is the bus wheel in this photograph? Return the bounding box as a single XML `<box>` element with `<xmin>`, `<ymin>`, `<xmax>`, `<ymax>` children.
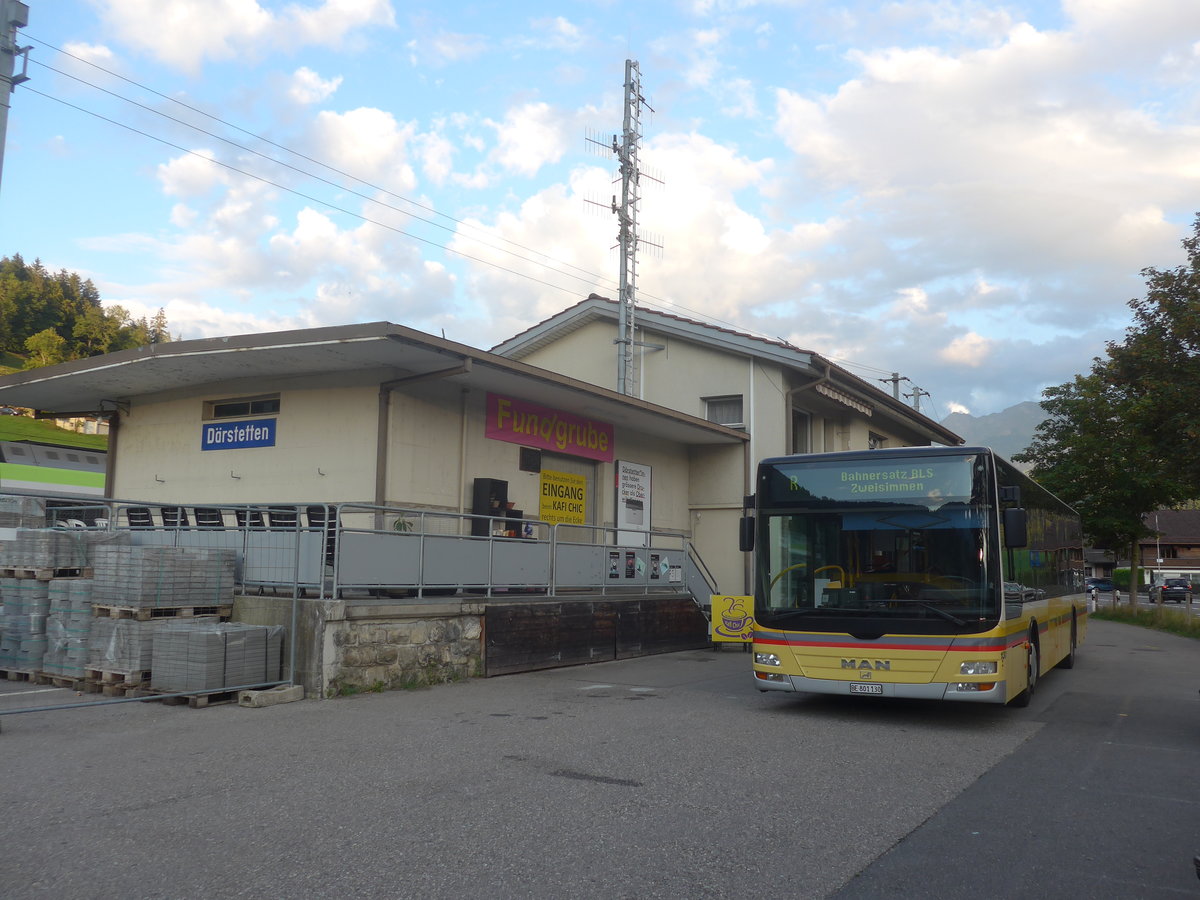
<box><xmin>1011</xmin><ymin>633</ymin><xmax>1038</xmax><ymax>707</ymax></box>
<box><xmin>1057</xmin><ymin>616</ymin><xmax>1077</xmax><ymax>670</ymax></box>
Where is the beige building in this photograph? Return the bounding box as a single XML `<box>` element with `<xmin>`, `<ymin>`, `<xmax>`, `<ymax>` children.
<box><xmin>0</xmin><ymin>320</ymin><xmax>748</xmax><ymax>586</ymax></box>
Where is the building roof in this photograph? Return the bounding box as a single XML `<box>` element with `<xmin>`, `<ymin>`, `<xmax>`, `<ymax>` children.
<box><xmin>491</xmin><ymin>294</ymin><xmax>963</xmax><ymax>447</ymax></box>
<box><xmin>1140</xmin><ymin>509</ymin><xmax>1200</xmax><ymax>545</ymax></box>
<box><xmin>0</xmin><ymin>321</ymin><xmax>749</xmax><ymax>448</ymax></box>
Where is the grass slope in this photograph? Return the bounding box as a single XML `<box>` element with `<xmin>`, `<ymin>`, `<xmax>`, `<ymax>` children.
<box><xmin>0</xmin><ymin>415</ymin><xmax>108</xmax><ymax>450</ymax></box>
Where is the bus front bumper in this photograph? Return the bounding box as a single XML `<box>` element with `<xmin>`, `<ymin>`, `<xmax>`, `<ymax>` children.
<box><xmin>753</xmin><ymin>671</ymin><xmax>1008</xmax><ymax>703</ymax></box>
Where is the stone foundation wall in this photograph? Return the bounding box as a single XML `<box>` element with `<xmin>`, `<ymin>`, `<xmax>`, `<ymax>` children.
<box><xmin>324</xmin><ymin>604</ymin><xmax>484</xmax><ymax>697</ymax></box>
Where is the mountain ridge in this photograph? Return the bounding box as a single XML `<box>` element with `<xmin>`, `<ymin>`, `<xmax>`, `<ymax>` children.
<box><xmin>940</xmin><ymin>400</ymin><xmax>1045</xmax><ymax>461</ymax></box>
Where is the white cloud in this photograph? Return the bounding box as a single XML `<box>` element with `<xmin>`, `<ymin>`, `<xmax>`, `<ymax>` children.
<box><xmin>418</xmin><ymin>132</ymin><xmax>457</xmax><ymax>186</ymax></box>
<box><xmin>940</xmin><ymin>332</ymin><xmax>992</xmax><ymax>367</ymax></box>
<box><xmin>407</xmin><ymin>32</ymin><xmax>489</xmax><ymax>67</ymax></box>
<box><xmin>157</xmin><ymin>150</ymin><xmax>227</xmax><ymax>197</ymax></box>
<box><xmin>527</xmin><ymin>16</ymin><xmax>585</xmax><ymax>51</ymax></box>
<box><xmin>62</xmin><ymin>41</ymin><xmax>116</xmax><ymax>66</ymax></box>
<box><xmin>486</xmin><ymin>103</ymin><xmax>569</xmax><ymax>178</ymax></box>
<box><xmin>93</xmin><ymin>0</ymin><xmax>395</xmax><ymax>74</ymax></box>
<box><xmin>309</xmin><ymin>108</ymin><xmax>418</xmax><ymax>191</ymax></box>
<box><xmin>289</xmin><ymin>67</ymin><xmax>343</xmax><ymax>104</ymax></box>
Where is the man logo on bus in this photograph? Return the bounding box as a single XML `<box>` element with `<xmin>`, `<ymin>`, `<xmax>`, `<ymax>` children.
<box><xmin>841</xmin><ymin>659</ymin><xmax>891</xmax><ymax>670</ymax></box>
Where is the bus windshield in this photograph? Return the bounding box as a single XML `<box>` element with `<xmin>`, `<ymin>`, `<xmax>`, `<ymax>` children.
<box><xmin>754</xmin><ymin>452</ymin><xmax>998</xmax><ymax>634</ymax></box>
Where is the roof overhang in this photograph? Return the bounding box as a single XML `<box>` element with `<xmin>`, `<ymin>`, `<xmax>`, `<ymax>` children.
<box><xmin>0</xmin><ymin>322</ymin><xmax>748</xmax><ymax>448</ymax></box>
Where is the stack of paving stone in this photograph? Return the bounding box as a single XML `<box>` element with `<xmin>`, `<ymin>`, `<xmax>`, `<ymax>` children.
<box><xmin>0</xmin><ymin>526</ymin><xmax>127</xmax><ymax>570</ymax></box>
<box><xmin>0</xmin><ymin>577</ymin><xmax>50</xmax><ymax>672</ymax></box>
<box><xmin>150</xmin><ymin>622</ymin><xmax>225</xmax><ymax>692</ymax></box>
<box><xmin>150</xmin><ymin>622</ymin><xmax>283</xmax><ymax>693</ymax></box>
<box><xmin>42</xmin><ymin>578</ymin><xmax>95</xmax><ymax>680</ymax></box>
<box><xmin>88</xmin><ymin>615</ymin><xmax>221</xmax><ymax>676</ymax></box>
<box><xmin>0</xmin><ymin>495</ymin><xmax>47</xmax><ymax>529</ymax></box>
<box><xmin>91</xmin><ymin>545</ymin><xmax>237</xmax><ymax>609</ymax></box>
<box><xmin>0</xmin><ymin>528</ymin><xmax>91</xmax><ymax>569</ymax></box>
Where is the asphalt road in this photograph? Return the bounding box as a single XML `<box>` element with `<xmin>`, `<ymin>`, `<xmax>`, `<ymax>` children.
<box><xmin>1</xmin><ymin>618</ymin><xmax>1197</xmax><ymax>899</ymax></box>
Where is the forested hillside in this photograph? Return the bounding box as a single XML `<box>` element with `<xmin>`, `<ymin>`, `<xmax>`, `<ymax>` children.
<box><xmin>0</xmin><ymin>254</ymin><xmax>171</xmax><ymax>373</ymax></box>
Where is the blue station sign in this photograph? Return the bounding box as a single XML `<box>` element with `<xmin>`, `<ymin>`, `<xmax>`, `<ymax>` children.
<box><xmin>202</xmin><ymin>418</ymin><xmax>277</xmax><ymax>451</ymax></box>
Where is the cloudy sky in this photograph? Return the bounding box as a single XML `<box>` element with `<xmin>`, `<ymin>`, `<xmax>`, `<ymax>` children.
<box><xmin>2</xmin><ymin>0</ymin><xmax>1198</xmax><ymax>418</ymax></box>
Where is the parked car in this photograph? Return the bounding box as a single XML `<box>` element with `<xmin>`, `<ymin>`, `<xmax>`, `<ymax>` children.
<box><xmin>1152</xmin><ymin>577</ymin><xmax>1193</xmax><ymax>603</ymax></box>
<box><xmin>1003</xmin><ymin>582</ymin><xmax>1041</xmax><ymax>602</ymax></box>
<box><xmin>1084</xmin><ymin>577</ymin><xmax>1114</xmax><ymax>593</ymax></box>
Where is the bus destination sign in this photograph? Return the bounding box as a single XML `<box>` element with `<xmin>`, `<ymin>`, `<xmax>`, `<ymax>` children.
<box><xmin>767</xmin><ymin>456</ymin><xmax>975</xmax><ymax>505</ymax></box>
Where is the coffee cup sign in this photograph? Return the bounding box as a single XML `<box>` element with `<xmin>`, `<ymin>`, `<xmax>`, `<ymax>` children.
<box><xmin>711</xmin><ymin>595</ymin><xmax>755</xmax><ymax>642</ymax></box>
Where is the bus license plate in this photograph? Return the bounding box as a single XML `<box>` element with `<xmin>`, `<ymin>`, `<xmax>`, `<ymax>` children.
<box><xmin>849</xmin><ymin>683</ymin><xmax>883</xmax><ymax>695</ymax></box>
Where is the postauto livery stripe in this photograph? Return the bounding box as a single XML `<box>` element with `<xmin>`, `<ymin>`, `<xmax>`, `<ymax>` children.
<box><xmin>0</xmin><ymin>462</ymin><xmax>103</xmax><ymax>488</ymax></box>
<box><xmin>755</xmin><ymin>631</ymin><xmax>1013</xmax><ymax>653</ymax></box>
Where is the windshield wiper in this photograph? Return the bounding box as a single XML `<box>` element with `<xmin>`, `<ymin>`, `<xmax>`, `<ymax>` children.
<box><xmin>915</xmin><ymin>602</ymin><xmax>966</xmax><ymax>626</ymax></box>
<box><xmin>762</xmin><ymin>608</ymin><xmax>824</xmax><ymax>625</ymax></box>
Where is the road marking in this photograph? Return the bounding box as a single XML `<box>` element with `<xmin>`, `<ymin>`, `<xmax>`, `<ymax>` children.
<box><xmin>2</xmin><ymin>687</ymin><xmax>67</xmax><ymax>697</ymax></box>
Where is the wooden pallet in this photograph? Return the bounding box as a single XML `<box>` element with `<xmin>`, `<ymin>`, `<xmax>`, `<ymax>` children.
<box><xmin>91</xmin><ymin>604</ymin><xmax>232</xmax><ymax>622</ymax></box>
<box><xmin>0</xmin><ymin>668</ymin><xmax>36</xmax><ymax>682</ymax></box>
<box><xmin>37</xmin><ymin>672</ymin><xmax>87</xmax><ymax>689</ymax></box>
<box><xmin>82</xmin><ymin>668</ymin><xmax>151</xmax><ymax>696</ymax></box>
<box><xmin>0</xmin><ymin>566</ymin><xmax>92</xmax><ymax>580</ymax></box>
<box><xmin>158</xmin><ymin>689</ymin><xmax>240</xmax><ymax>709</ymax></box>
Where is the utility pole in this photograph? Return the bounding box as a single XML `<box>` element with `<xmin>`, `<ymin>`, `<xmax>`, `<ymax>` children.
<box><xmin>0</xmin><ymin>0</ymin><xmax>31</xmax><ymax>197</ymax></box>
<box><xmin>904</xmin><ymin>386</ymin><xmax>930</xmax><ymax>413</ymax></box>
<box><xmin>878</xmin><ymin>372</ymin><xmax>910</xmax><ymax>400</ymax></box>
<box><xmin>611</xmin><ymin>59</ymin><xmax>652</xmax><ymax>397</ymax></box>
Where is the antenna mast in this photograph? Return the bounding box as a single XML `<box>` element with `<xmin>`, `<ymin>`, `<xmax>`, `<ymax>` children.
<box><xmin>0</xmin><ymin>0</ymin><xmax>31</xmax><ymax>198</ymax></box>
<box><xmin>613</xmin><ymin>59</ymin><xmax>652</xmax><ymax>396</ymax></box>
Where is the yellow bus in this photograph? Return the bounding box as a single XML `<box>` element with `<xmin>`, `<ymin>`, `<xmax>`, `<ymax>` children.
<box><xmin>743</xmin><ymin>446</ymin><xmax>1085</xmax><ymax>706</ymax></box>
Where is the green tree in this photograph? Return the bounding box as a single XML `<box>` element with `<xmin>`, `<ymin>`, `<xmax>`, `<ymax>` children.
<box><xmin>0</xmin><ymin>255</ymin><xmax>174</xmax><ymax>366</ymax></box>
<box><xmin>107</xmin><ymin>305</ymin><xmax>150</xmax><ymax>351</ymax></box>
<box><xmin>24</xmin><ymin>327</ymin><xmax>67</xmax><ymax>367</ymax></box>
<box><xmin>1105</xmin><ymin>214</ymin><xmax>1200</xmax><ymax>488</ymax></box>
<box><xmin>148</xmin><ymin>307</ymin><xmax>172</xmax><ymax>343</ymax></box>
<box><xmin>1017</xmin><ymin>370</ymin><xmax>1183</xmax><ymax>606</ymax></box>
<box><xmin>72</xmin><ymin>304</ymin><xmax>118</xmax><ymax>355</ymax></box>
<box><xmin>1017</xmin><ymin>218</ymin><xmax>1200</xmax><ymax>604</ymax></box>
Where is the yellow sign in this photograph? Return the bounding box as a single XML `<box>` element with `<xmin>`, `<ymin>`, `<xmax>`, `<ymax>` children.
<box><xmin>540</xmin><ymin>469</ymin><xmax>587</xmax><ymax>524</ymax></box>
<box><xmin>711</xmin><ymin>595</ymin><xmax>754</xmax><ymax>642</ymax></box>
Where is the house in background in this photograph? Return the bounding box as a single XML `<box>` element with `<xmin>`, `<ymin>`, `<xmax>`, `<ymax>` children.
<box><xmin>1140</xmin><ymin>508</ymin><xmax>1200</xmax><ymax>583</ymax></box>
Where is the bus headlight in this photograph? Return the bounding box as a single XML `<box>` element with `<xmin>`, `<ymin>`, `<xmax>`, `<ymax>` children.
<box><xmin>755</xmin><ymin>652</ymin><xmax>781</xmax><ymax>667</ymax></box>
<box><xmin>959</xmin><ymin>661</ymin><xmax>998</xmax><ymax>675</ymax></box>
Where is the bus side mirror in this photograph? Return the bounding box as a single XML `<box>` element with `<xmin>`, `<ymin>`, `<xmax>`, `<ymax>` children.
<box><xmin>739</xmin><ymin>516</ymin><xmax>755</xmax><ymax>552</ymax></box>
<box><xmin>1004</xmin><ymin>507</ymin><xmax>1028</xmax><ymax>548</ymax></box>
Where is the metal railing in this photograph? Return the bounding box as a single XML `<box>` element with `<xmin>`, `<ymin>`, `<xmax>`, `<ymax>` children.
<box><xmin>20</xmin><ymin>497</ymin><xmax>711</xmax><ymax>602</ymax></box>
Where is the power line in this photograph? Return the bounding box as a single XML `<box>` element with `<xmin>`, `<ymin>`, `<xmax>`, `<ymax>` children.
<box><xmin>17</xmin><ymin>35</ymin><xmax>922</xmax><ymax>393</ymax></box>
<box><xmin>24</xmin><ymin>34</ymin><xmax>618</xmax><ymax>291</ymax></box>
<box><xmin>35</xmin><ymin>58</ymin><xmax>618</xmax><ymax>296</ymax></box>
<box><xmin>22</xmin><ymin>85</ymin><xmax>598</xmax><ymax>301</ymax></box>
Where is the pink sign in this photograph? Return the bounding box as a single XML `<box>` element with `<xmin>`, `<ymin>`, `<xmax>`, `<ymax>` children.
<box><xmin>486</xmin><ymin>393</ymin><xmax>614</xmax><ymax>462</ymax></box>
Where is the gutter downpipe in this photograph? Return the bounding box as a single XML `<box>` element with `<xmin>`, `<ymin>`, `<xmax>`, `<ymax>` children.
<box><xmin>374</xmin><ymin>359</ymin><xmax>472</xmax><ymax>529</ymax></box>
<box><xmin>102</xmin><ymin>409</ymin><xmax>119</xmax><ymax>508</ymax></box>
